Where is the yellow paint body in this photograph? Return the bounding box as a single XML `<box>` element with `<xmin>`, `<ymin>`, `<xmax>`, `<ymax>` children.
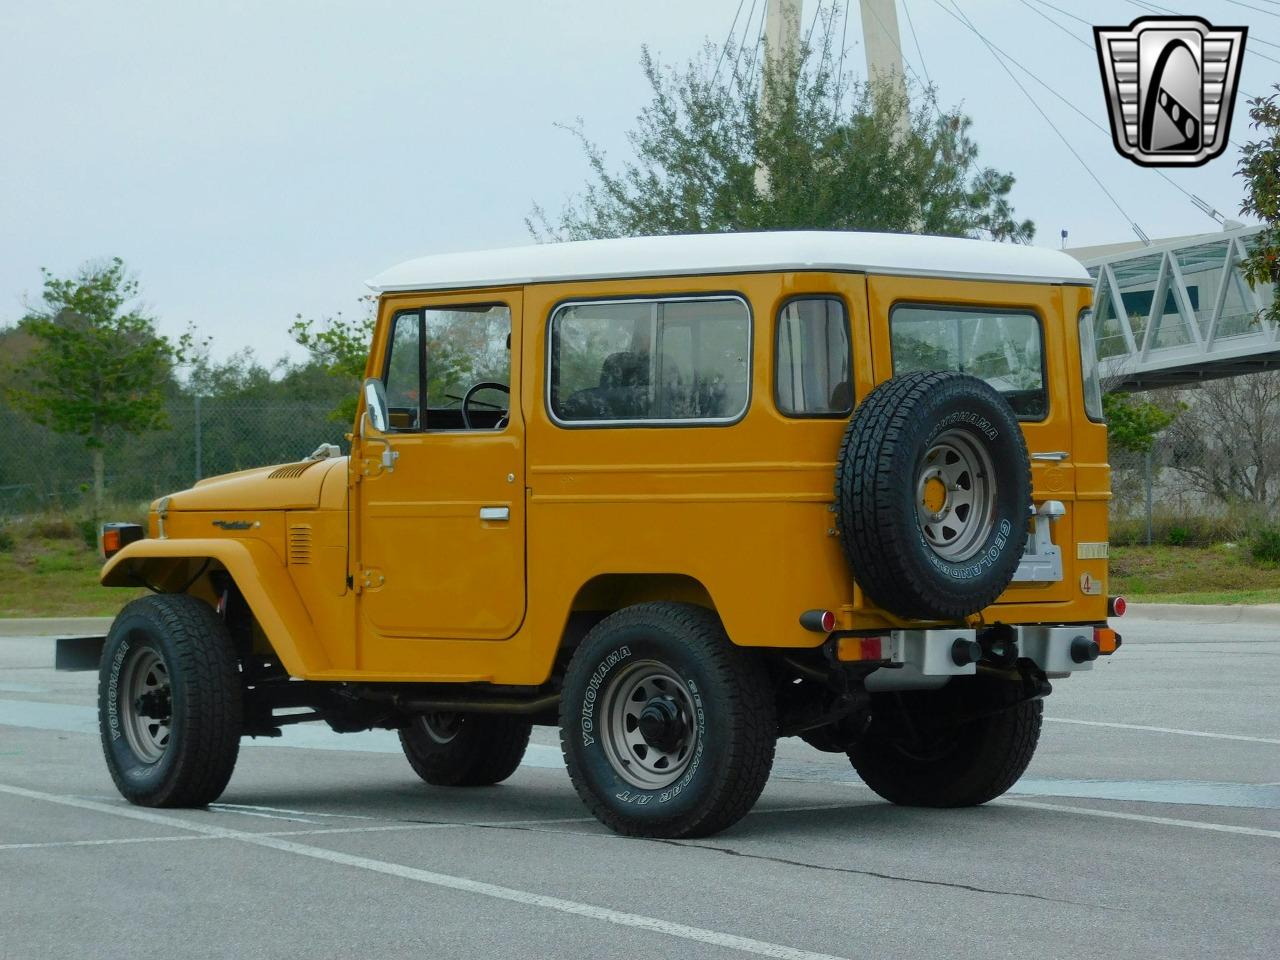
<box><xmin>102</xmin><ymin>269</ymin><xmax>1108</xmax><ymax>686</ymax></box>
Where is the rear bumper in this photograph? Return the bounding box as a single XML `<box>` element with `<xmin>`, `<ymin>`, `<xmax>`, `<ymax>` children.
<box><xmin>863</xmin><ymin>623</ymin><xmax>1117</xmax><ymax>692</ymax></box>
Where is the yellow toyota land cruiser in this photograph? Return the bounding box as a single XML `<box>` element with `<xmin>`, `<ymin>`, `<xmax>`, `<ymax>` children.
<box><xmin>87</xmin><ymin>231</ymin><xmax>1122</xmax><ymax>838</ymax></box>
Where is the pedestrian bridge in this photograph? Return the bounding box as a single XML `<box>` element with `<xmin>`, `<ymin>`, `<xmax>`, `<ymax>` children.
<box><xmin>1073</xmin><ymin>226</ymin><xmax>1278</xmax><ymax>391</ymax></box>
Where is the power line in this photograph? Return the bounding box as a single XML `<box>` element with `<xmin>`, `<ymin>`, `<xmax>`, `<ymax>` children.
<box><xmin>727</xmin><ymin>0</ymin><xmax>761</xmax><ymax>91</ymax></box>
<box><xmin>901</xmin><ymin>0</ymin><xmax>933</xmax><ymax>88</ymax></box>
<box><xmin>934</xmin><ymin>0</ymin><xmax>1148</xmax><ymax>242</ymax></box>
<box><xmin>1220</xmin><ymin>0</ymin><xmax>1280</xmax><ymax>19</ymax></box>
<box><xmin>803</xmin><ymin>0</ymin><xmax>823</xmax><ymax>51</ymax></box>
<box><xmin>1024</xmin><ymin>0</ymin><xmax>1090</xmax><ymax>28</ymax></box>
<box><xmin>861</xmin><ymin>0</ymin><xmax>930</xmax><ymax>92</ymax></box>
<box><xmin>741</xmin><ymin>0</ymin><xmax>769</xmax><ymax>94</ymax></box>
<box><xmin>1125</xmin><ymin>0</ymin><xmax>1280</xmax><ymax>66</ymax></box>
<box><xmin>1018</xmin><ymin>0</ymin><xmax>1093</xmax><ymax>52</ymax></box>
<box><xmin>710</xmin><ymin>0</ymin><xmax>748</xmax><ymax>86</ymax></box>
<box><xmin>965</xmin><ymin>0</ymin><xmax>1237</xmax><ymax>223</ymax></box>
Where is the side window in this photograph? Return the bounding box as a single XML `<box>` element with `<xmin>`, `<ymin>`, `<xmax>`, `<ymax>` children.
<box><xmin>1078</xmin><ymin>310</ymin><xmax>1104</xmax><ymax>422</ymax></box>
<box><xmin>383</xmin><ymin>311</ymin><xmax>423</xmax><ymax>431</ymax></box>
<box><xmin>890</xmin><ymin>304</ymin><xmax>1047</xmax><ymax>420</ymax></box>
<box><xmin>549</xmin><ymin>297</ymin><xmax>750</xmax><ymax>424</ymax></box>
<box><xmin>775</xmin><ymin>297</ymin><xmax>852</xmax><ymax>417</ymax></box>
<box><xmin>422</xmin><ymin>305</ymin><xmax>511</xmax><ymax>431</ymax></box>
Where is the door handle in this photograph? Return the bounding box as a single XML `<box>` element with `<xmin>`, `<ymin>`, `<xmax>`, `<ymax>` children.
<box><xmin>479</xmin><ymin>506</ymin><xmax>510</xmax><ymax>522</ymax></box>
<box><xmin>1031</xmin><ymin>451</ymin><xmax>1069</xmax><ymax>461</ymax></box>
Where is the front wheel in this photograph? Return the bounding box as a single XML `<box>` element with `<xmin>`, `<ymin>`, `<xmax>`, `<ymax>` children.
<box><xmin>847</xmin><ymin>676</ymin><xmax>1041</xmax><ymax>808</ymax></box>
<box><xmin>559</xmin><ymin>602</ymin><xmax>776</xmax><ymax>839</ymax></box>
<box><xmin>99</xmin><ymin>594</ymin><xmax>243</xmax><ymax>807</ymax></box>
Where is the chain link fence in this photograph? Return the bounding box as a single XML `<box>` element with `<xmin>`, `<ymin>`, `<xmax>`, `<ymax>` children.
<box><xmin>2</xmin><ymin>394</ymin><xmax>1277</xmax><ymax>540</ymax></box>
<box><xmin>0</xmin><ymin>399</ymin><xmax>347</xmax><ymax>517</ymax></box>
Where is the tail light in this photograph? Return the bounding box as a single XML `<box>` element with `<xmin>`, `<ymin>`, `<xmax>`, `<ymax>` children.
<box><xmin>1108</xmin><ymin>595</ymin><xmax>1127</xmax><ymax>617</ymax></box>
<box><xmin>835</xmin><ymin>636</ymin><xmax>890</xmax><ymax>662</ymax></box>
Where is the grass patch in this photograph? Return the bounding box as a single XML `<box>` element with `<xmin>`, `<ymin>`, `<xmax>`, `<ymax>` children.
<box><xmin>0</xmin><ymin>510</ymin><xmax>146</xmax><ymax>617</ymax></box>
<box><xmin>1111</xmin><ymin>544</ymin><xmax>1280</xmax><ymax>604</ymax></box>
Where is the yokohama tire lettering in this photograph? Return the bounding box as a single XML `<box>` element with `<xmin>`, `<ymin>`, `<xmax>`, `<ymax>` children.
<box><xmin>580</xmin><ymin>645</ymin><xmax>630</xmax><ymax>747</ymax></box>
<box><xmin>106</xmin><ymin>639</ymin><xmax>129</xmax><ymax>742</ymax></box>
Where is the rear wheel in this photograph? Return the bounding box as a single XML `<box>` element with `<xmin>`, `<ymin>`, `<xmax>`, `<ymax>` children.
<box><xmin>848</xmin><ymin>676</ymin><xmax>1041</xmax><ymax>807</ymax></box>
<box><xmin>399</xmin><ymin>713</ymin><xmax>531</xmax><ymax>786</ymax></box>
<box><xmin>559</xmin><ymin>602</ymin><xmax>776</xmax><ymax>838</ymax></box>
<box><xmin>99</xmin><ymin>594</ymin><xmax>242</xmax><ymax>807</ymax></box>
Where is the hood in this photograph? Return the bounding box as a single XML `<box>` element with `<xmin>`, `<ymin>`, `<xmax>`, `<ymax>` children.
<box><xmin>159</xmin><ymin>457</ymin><xmax>348</xmax><ymax>512</ymax></box>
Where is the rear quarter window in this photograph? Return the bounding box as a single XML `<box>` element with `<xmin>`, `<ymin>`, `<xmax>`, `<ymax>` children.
<box><xmin>890</xmin><ymin>304</ymin><xmax>1048</xmax><ymax>420</ymax></box>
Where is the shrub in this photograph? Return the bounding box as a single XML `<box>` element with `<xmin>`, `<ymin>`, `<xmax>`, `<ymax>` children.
<box><xmin>31</xmin><ymin>516</ymin><xmax>76</xmax><ymax>540</ymax></box>
<box><xmin>0</xmin><ymin>525</ymin><xmax>13</xmax><ymax>552</ymax></box>
<box><xmin>79</xmin><ymin>519</ymin><xmax>99</xmax><ymax>550</ymax></box>
<box><xmin>1165</xmin><ymin>525</ymin><xmax>1190</xmax><ymax>547</ymax></box>
<box><xmin>1252</xmin><ymin>527</ymin><xmax>1280</xmax><ymax>565</ymax></box>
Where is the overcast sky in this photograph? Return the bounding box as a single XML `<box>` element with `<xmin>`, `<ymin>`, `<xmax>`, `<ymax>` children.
<box><xmin>1</xmin><ymin>0</ymin><xmax>1275</xmax><ymax>364</ymax></box>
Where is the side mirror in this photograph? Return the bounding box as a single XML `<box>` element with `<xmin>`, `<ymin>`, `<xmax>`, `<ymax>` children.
<box><xmin>363</xmin><ymin>378</ymin><xmax>390</xmax><ymax>434</ymax></box>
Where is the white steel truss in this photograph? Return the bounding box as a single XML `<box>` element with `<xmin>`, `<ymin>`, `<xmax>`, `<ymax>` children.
<box><xmin>1083</xmin><ymin>226</ymin><xmax>1278</xmax><ymax>390</ymax></box>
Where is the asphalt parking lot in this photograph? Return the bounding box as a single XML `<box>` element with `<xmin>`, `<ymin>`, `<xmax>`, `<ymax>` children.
<box><xmin>1</xmin><ymin>615</ymin><xmax>1277</xmax><ymax>960</ymax></box>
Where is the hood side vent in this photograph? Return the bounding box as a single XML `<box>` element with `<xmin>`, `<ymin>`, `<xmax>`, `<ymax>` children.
<box><xmin>287</xmin><ymin>524</ymin><xmax>313</xmax><ymax>565</ymax></box>
<box><xmin>269</xmin><ymin>460</ymin><xmax>320</xmax><ymax>480</ymax></box>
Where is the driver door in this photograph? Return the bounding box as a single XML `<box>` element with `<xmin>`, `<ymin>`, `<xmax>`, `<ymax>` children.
<box><xmin>354</xmin><ymin>291</ymin><xmax>526</xmax><ymax>655</ymax></box>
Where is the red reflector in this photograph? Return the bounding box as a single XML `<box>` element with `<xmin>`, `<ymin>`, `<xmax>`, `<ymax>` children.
<box><xmin>836</xmin><ymin>636</ymin><xmax>888</xmax><ymax>662</ymax></box>
<box><xmin>821</xmin><ymin>609</ymin><xmax>836</xmax><ymax>632</ymax></box>
<box><xmin>1109</xmin><ymin>595</ymin><xmax>1127</xmax><ymax>618</ymax></box>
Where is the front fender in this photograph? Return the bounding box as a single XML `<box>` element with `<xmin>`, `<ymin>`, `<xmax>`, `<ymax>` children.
<box><xmin>101</xmin><ymin>538</ymin><xmax>325</xmax><ymax>677</ymax></box>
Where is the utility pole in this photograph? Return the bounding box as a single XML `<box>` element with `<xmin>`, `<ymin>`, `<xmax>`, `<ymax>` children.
<box><xmin>858</xmin><ymin>0</ymin><xmax>910</xmax><ymax>138</ymax></box>
<box><xmin>755</xmin><ymin>0</ymin><xmax>803</xmax><ymax>195</ymax></box>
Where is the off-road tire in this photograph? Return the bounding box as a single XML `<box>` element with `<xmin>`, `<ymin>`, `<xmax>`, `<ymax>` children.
<box><xmin>99</xmin><ymin>593</ymin><xmax>242</xmax><ymax>807</ymax></box>
<box><xmin>848</xmin><ymin>676</ymin><xmax>1042</xmax><ymax>807</ymax></box>
<box><xmin>835</xmin><ymin>370</ymin><xmax>1032</xmax><ymax>621</ymax></box>
<box><xmin>399</xmin><ymin>714</ymin><xmax>532</xmax><ymax>786</ymax></box>
<box><xmin>559</xmin><ymin>602</ymin><xmax>776</xmax><ymax>839</ymax></box>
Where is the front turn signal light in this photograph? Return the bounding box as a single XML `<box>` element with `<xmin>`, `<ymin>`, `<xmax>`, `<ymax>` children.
<box><xmin>101</xmin><ymin>522</ymin><xmax>144</xmax><ymax>560</ymax></box>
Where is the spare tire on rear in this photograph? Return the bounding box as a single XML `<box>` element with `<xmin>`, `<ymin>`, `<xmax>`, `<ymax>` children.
<box><xmin>835</xmin><ymin>370</ymin><xmax>1031</xmax><ymax>621</ymax></box>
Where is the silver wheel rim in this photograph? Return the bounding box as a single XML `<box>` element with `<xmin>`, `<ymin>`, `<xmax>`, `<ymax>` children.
<box><xmin>120</xmin><ymin>648</ymin><xmax>171</xmax><ymax>764</ymax></box>
<box><xmin>916</xmin><ymin>428</ymin><xmax>997</xmax><ymax>563</ymax></box>
<box><xmin>601</xmin><ymin>660</ymin><xmax>698</xmax><ymax>790</ymax></box>
<box><xmin>418</xmin><ymin>713</ymin><xmax>462</xmax><ymax>745</ymax></box>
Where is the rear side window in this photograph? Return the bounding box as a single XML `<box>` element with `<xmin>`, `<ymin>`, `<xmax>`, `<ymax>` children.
<box><xmin>775</xmin><ymin>297</ymin><xmax>853</xmax><ymax>417</ymax></box>
<box><xmin>1078</xmin><ymin>310</ymin><xmax>1104</xmax><ymax>422</ymax></box>
<box><xmin>549</xmin><ymin>297</ymin><xmax>750</xmax><ymax>425</ymax></box>
<box><xmin>890</xmin><ymin>304</ymin><xmax>1047</xmax><ymax>420</ymax></box>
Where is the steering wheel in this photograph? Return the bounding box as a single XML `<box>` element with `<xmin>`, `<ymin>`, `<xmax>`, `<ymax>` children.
<box><xmin>460</xmin><ymin>381</ymin><xmax>510</xmax><ymax>430</ymax></box>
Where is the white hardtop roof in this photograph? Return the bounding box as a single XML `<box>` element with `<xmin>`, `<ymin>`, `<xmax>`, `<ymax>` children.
<box><xmin>366</xmin><ymin>230</ymin><xmax>1092</xmax><ymax>294</ymax></box>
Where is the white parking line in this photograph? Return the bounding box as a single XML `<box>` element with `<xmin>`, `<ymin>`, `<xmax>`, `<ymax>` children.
<box><xmin>0</xmin><ymin>783</ymin><xmax>848</xmax><ymax>960</ymax></box>
<box><xmin>998</xmin><ymin>798</ymin><xmax>1280</xmax><ymax>839</ymax></box>
<box><xmin>1045</xmin><ymin>717</ymin><xmax>1280</xmax><ymax>745</ymax></box>
<box><xmin>0</xmin><ymin>834</ymin><xmax>222</xmax><ymax>851</ymax></box>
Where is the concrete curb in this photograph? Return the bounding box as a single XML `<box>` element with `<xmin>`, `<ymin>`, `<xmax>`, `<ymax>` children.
<box><xmin>1125</xmin><ymin>603</ymin><xmax>1280</xmax><ymax>626</ymax></box>
<box><xmin>0</xmin><ymin>617</ymin><xmax>112</xmax><ymax>638</ymax></box>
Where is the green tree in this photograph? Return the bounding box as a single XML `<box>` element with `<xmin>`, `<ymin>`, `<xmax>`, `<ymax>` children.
<box><xmin>5</xmin><ymin>258</ymin><xmax>187</xmax><ymax>513</ymax></box>
<box><xmin>290</xmin><ymin>299</ymin><xmax>376</xmax><ymax>424</ymax></box>
<box><xmin>530</xmin><ymin>10</ymin><xmax>1032</xmax><ymax>242</ymax></box>
<box><xmin>1238</xmin><ymin>84</ymin><xmax>1280</xmax><ymax>331</ymax></box>
<box><xmin>1102</xmin><ymin>392</ymin><xmax>1178</xmax><ymax>454</ymax></box>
